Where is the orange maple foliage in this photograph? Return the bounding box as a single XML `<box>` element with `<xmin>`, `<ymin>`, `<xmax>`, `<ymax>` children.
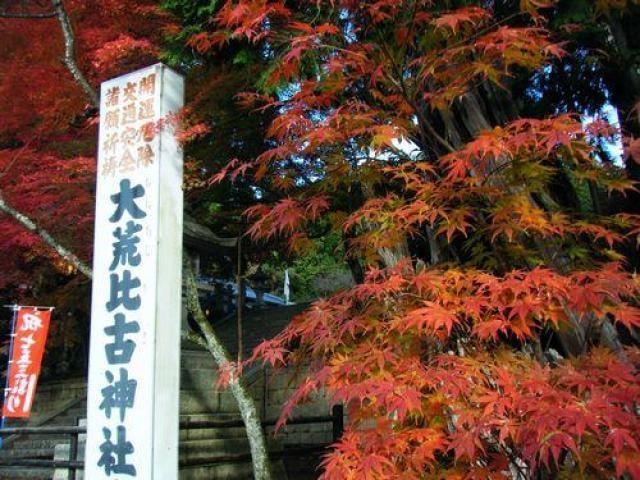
<box><xmin>1</xmin><ymin>0</ymin><xmax>639</xmax><ymax>477</ymax></box>
<box><xmin>202</xmin><ymin>0</ymin><xmax>640</xmax><ymax>478</ymax></box>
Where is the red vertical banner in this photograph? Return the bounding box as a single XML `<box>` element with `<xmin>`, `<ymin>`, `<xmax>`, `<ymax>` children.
<box><xmin>2</xmin><ymin>307</ymin><xmax>52</xmax><ymax>418</ymax></box>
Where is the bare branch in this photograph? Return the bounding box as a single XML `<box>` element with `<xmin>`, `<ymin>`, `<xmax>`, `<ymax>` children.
<box><xmin>181</xmin><ymin>329</ymin><xmax>208</xmax><ymax>349</ymax></box>
<box><xmin>51</xmin><ymin>0</ymin><xmax>99</xmax><ymax>107</ymax></box>
<box><xmin>183</xmin><ymin>262</ymin><xmax>273</xmax><ymax>480</ymax></box>
<box><xmin>0</xmin><ymin>10</ymin><xmax>56</xmax><ymax>18</ymax></box>
<box><xmin>0</xmin><ymin>191</ymin><xmax>93</xmax><ymax>279</ymax></box>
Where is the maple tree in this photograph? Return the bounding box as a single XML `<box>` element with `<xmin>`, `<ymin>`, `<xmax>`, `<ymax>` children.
<box><xmin>185</xmin><ymin>0</ymin><xmax>640</xmax><ymax>478</ymax></box>
<box><xmin>0</xmin><ymin>0</ymin><xmax>171</xmax><ymax>296</ymax></box>
<box><xmin>2</xmin><ymin>0</ymin><xmax>640</xmax><ymax>478</ymax></box>
<box><xmin>521</xmin><ymin>0</ymin><xmax>640</xmax><ymax>227</ymax></box>
<box><xmin>0</xmin><ymin>1</ymin><xmax>189</xmax><ymax>385</ymax></box>
<box><xmin>0</xmin><ymin>4</ymin><xmax>279</xmax><ymax>478</ymax></box>
<box><xmin>0</xmin><ymin>0</ymin><xmax>177</xmax><ymax>377</ymax></box>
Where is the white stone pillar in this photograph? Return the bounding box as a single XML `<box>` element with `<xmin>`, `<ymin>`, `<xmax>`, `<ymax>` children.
<box><xmin>85</xmin><ymin>64</ymin><xmax>184</xmax><ymax>479</ymax></box>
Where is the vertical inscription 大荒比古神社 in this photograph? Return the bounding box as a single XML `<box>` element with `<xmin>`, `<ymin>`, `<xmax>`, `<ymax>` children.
<box><xmin>86</xmin><ymin>64</ymin><xmax>184</xmax><ymax>479</ymax></box>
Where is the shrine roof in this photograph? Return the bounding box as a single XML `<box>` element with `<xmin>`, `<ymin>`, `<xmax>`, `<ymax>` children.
<box><xmin>183</xmin><ymin>214</ymin><xmax>237</xmax><ymax>251</ymax></box>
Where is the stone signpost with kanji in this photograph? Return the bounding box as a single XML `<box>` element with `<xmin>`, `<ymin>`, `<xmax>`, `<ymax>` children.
<box><xmin>85</xmin><ymin>64</ymin><xmax>184</xmax><ymax>479</ymax></box>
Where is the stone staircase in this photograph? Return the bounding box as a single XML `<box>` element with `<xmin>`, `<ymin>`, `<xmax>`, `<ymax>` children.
<box><xmin>178</xmin><ymin>414</ymin><xmax>286</xmax><ymax>480</ymax></box>
<box><xmin>0</xmin><ymin>349</ymin><xmax>293</xmax><ymax>480</ymax></box>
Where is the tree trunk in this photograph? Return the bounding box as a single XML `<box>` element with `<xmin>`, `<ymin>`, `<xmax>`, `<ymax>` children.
<box><xmin>607</xmin><ymin>14</ymin><xmax>640</xmax><ymax>137</ymax></box>
<box><xmin>606</xmin><ymin>12</ymin><xmax>640</xmax><ymax>229</ymax></box>
<box><xmin>378</xmin><ymin>239</ymin><xmax>411</xmax><ymax>268</ymax></box>
<box><xmin>183</xmin><ymin>263</ymin><xmax>274</xmax><ymax>480</ymax></box>
<box><xmin>435</xmin><ymin>90</ymin><xmax>625</xmax><ymax>358</ymax></box>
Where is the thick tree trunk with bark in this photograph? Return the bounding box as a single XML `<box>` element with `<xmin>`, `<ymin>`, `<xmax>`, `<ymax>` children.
<box><xmin>607</xmin><ymin>14</ymin><xmax>640</xmax><ymax>138</ymax></box>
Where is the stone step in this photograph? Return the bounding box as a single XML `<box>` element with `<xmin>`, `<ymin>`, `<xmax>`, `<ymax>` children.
<box><xmin>179</xmin><ymin>368</ymin><xmax>262</xmax><ymax>393</ymax></box>
<box><xmin>0</xmin><ymin>437</ymin><xmax>63</xmax><ymax>451</ymax></box>
<box><xmin>180</xmin><ymin>438</ymin><xmax>251</xmax><ymax>462</ymax></box>
<box><xmin>180</xmin><ymin>350</ymin><xmax>218</xmax><ymax>370</ymax></box>
<box><xmin>180</xmin><ymin>367</ymin><xmax>220</xmax><ymax>391</ymax></box>
<box><xmin>19</xmin><ymin>386</ymin><xmax>246</xmax><ymax>426</ymax></box>
<box><xmin>179</xmin><ymin>415</ymin><xmax>247</xmax><ymax>441</ymax></box>
<box><xmin>0</xmin><ymin>439</ymin><xmax>291</xmax><ymax>480</ymax></box>
<box><xmin>0</xmin><ymin>467</ymin><xmax>52</xmax><ymax>479</ymax></box>
<box><xmin>180</xmin><ymin>389</ymin><xmax>242</xmax><ymax>415</ymax></box>
<box><xmin>0</xmin><ymin>447</ymin><xmax>54</xmax><ymax>460</ymax></box>
<box><xmin>39</xmin><ymin>410</ymin><xmax>86</xmax><ymax>426</ymax></box>
<box><xmin>0</xmin><ymin>462</ymin><xmax>287</xmax><ymax>480</ymax></box>
<box><xmin>179</xmin><ymin>461</ymin><xmax>256</xmax><ymax>480</ymax></box>
<box><xmin>22</xmin><ymin>388</ymin><xmax>246</xmax><ymax>419</ymax></box>
<box><xmin>182</xmin><ymin>413</ymin><xmax>239</xmax><ymax>421</ymax></box>
<box><xmin>180</xmin><ymin>427</ymin><xmax>248</xmax><ymax>442</ymax></box>
<box><xmin>179</xmin><ymin>453</ymin><xmax>289</xmax><ymax>480</ymax></box>
<box><xmin>0</xmin><ymin>415</ymin><xmax>258</xmax><ymax>456</ymax></box>
<box><xmin>18</xmin><ymin>405</ymin><xmax>87</xmax><ymax>430</ymax></box>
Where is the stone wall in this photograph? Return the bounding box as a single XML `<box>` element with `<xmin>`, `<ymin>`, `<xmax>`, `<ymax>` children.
<box><xmin>259</xmin><ymin>367</ymin><xmax>335</xmax><ymax>446</ymax></box>
<box><xmin>21</xmin><ymin>352</ymin><xmax>338</xmax><ymax>446</ymax></box>
<box><xmin>203</xmin><ymin>364</ymin><xmax>337</xmax><ymax>446</ymax></box>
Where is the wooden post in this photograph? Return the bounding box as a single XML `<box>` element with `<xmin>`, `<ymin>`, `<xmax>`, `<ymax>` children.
<box><xmin>236</xmin><ymin>236</ymin><xmax>243</xmax><ymax>363</ymax></box>
<box><xmin>332</xmin><ymin>404</ymin><xmax>344</xmax><ymax>442</ymax></box>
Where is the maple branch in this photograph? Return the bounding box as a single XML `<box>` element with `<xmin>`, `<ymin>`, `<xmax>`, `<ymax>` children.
<box><xmin>181</xmin><ymin>329</ymin><xmax>207</xmax><ymax>348</ymax></box>
<box><xmin>51</xmin><ymin>0</ymin><xmax>99</xmax><ymax>107</ymax></box>
<box><xmin>0</xmin><ymin>10</ymin><xmax>56</xmax><ymax>18</ymax></box>
<box><xmin>183</xmin><ymin>261</ymin><xmax>274</xmax><ymax>480</ymax></box>
<box><xmin>446</xmin><ymin>12</ymin><xmax>522</xmax><ymax>52</ymax></box>
<box><xmin>0</xmin><ymin>141</ymin><xmax>34</xmax><ymax>181</ymax></box>
<box><xmin>0</xmin><ymin>190</ymin><xmax>93</xmax><ymax>279</ymax></box>
<box><xmin>420</xmin><ymin>111</ymin><xmax>456</xmax><ymax>153</ymax></box>
<box><xmin>375</xmin><ymin>31</ymin><xmax>455</xmax><ymax>154</ymax></box>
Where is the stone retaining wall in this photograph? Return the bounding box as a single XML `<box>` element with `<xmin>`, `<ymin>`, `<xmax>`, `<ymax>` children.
<box><xmin>22</xmin><ymin>354</ymin><xmax>338</xmax><ymax>447</ymax></box>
